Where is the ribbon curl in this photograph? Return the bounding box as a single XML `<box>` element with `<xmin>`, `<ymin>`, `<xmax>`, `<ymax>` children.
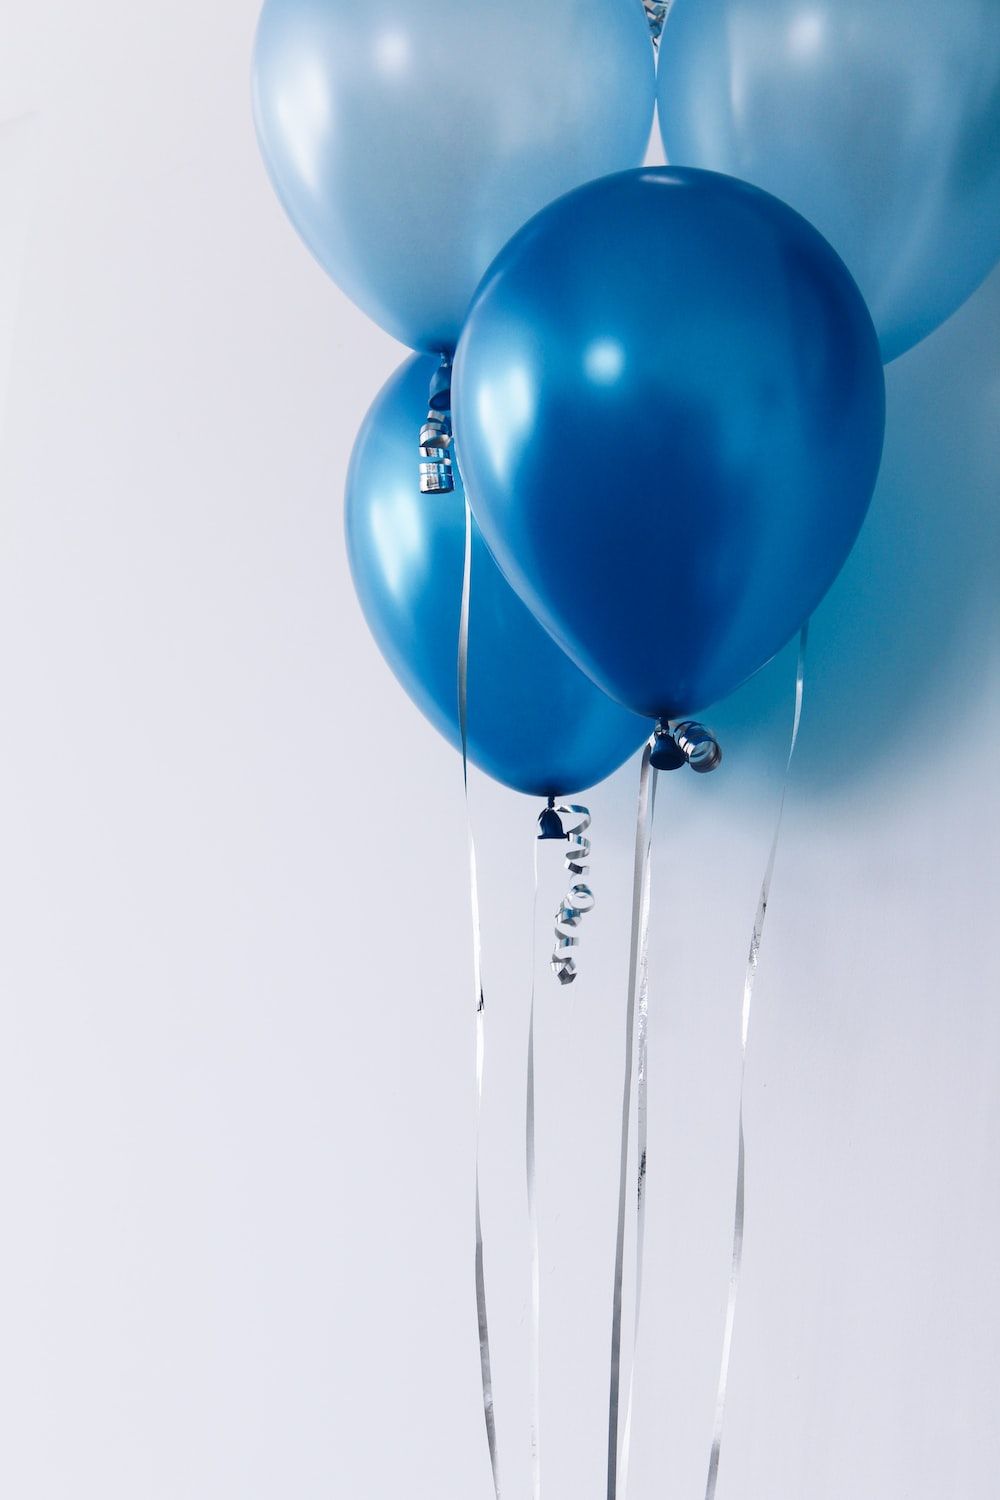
<box><xmin>549</xmin><ymin>805</ymin><xmax>595</xmax><ymax>986</ymax></box>
<box><xmin>643</xmin><ymin>0</ymin><xmax>670</xmax><ymax>46</ymax></box>
<box><xmin>419</xmin><ymin>355</ymin><xmax>455</xmax><ymax>493</ymax></box>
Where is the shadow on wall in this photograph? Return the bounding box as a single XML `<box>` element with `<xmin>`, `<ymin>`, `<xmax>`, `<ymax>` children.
<box><xmin>709</xmin><ymin>260</ymin><xmax>1000</xmax><ymax>799</ymax></box>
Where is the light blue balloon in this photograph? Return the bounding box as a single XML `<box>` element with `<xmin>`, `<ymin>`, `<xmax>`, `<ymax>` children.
<box><xmin>657</xmin><ymin>0</ymin><xmax>1000</xmax><ymax>363</ymax></box>
<box><xmin>253</xmin><ymin>0</ymin><xmax>655</xmax><ymax>354</ymax></box>
<box><xmin>453</xmin><ymin>168</ymin><xmax>886</xmax><ymax>720</ymax></box>
<box><xmin>345</xmin><ymin>356</ymin><xmax>652</xmax><ymax>796</ymax></box>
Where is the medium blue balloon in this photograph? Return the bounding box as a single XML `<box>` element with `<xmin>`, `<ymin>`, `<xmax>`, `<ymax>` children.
<box><xmin>657</xmin><ymin>0</ymin><xmax>1000</xmax><ymax>363</ymax></box>
<box><xmin>253</xmin><ymin>0</ymin><xmax>655</xmax><ymax>354</ymax></box>
<box><xmin>345</xmin><ymin>356</ymin><xmax>651</xmax><ymax>796</ymax></box>
<box><xmin>452</xmin><ymin>168</ymin><xmax>886</xmax><ymax>721</ymax></box>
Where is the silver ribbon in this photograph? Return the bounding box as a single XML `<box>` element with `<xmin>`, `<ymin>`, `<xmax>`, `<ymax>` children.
<box><xmin>419</xmin><ymin>355</ymin><xmax>455</xmax><ymax>493</ymax></box>
<box><xmin>607</xmin><ymin>744</ymin><xmax>659</xmax><ymax>1500</ymax></box>
<box><xmin>618</xmin><ymin>756</ymin><xmax>658</xmax><ymax>1498</ymax></box>
<box><xmin>458</xmin><ymin>498</ymin><xmax>502</xmax><ymax>1500</ymax></box>
<box><xmin>550</xmin><ymin>806</ymin><xmax>595</xmax><ymax>985</ymax></box>
<box><xmin>643</xmin><ymin>0</ymin><xmax>671</xmax><ymax>46</ymax></box>
<box><xmin>526</xmin><ymin>796</ymin><xmax>595</xmax><ymax>1492</ymax></box>
<box><xmin>527</xmin><ymin>839</ymin><xmax>542</xmax><ymax>1500</ymax></box>
<box><xmin>703</xmin><ymin>625</ymin><xmax>809</xmax><ymax>1500</ymax></box>
<box><xmin>671</xmin><ymin>720</ymin><xmax>724</xmax><ymax>774</ymax></box>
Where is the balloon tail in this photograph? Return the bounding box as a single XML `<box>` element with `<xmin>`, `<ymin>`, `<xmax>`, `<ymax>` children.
<box><xmin>703</xmin><ymin>624</ymin><xmax>808</xmax><ymax>1500</ymax></box>
<box><xmin>458</xmin><ymin>499</ymin><xmax>502</xmax><ymax>1499</ymax></box>
<box><xmin>419</xmin><ymin>354</ymin><xmax>454</xmax><ymax>493</ymax></box>
<box><xmin>607</xmin><ymin>745</ymin><xmax>659</xmax><ymax>1500</ymax></box>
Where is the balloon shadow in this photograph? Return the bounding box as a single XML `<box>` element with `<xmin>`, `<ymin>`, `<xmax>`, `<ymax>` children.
<box><xmin>706</xmin><ymin>261</ymin><xmax>1000</xmax><ymax>797</ymax></box>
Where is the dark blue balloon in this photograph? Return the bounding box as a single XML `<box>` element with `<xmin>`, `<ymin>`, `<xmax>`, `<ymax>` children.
<box><xmin>345</xmin><ymin>356</ymin><xmax>652</xmax><ymax>796</ymax></box>
<box><xmin>453</xmin><ymin>167</ymin><xmax>886</xmax><ymax>720</ymax></box>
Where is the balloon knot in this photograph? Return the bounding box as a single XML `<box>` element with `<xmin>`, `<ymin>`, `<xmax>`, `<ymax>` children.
<box><xmin>649</xmin><ymin>722</ymin><xmax>687</xmax><ymax>771</ymax></box>
<box><xmin>537</xmin><ymin>798</ymin><xmax>567</xmax><ymax>841</ymax></box>
<box><xmin>649</xmin><ymin>719</ymin><xmax>723</xmax><ymax>773</ymax></box>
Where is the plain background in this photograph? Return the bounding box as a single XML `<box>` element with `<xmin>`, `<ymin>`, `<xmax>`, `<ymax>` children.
<box><xmin>1</xmin><ymin>3</ymin><xmax>998</xmax><ymax>1497</ymax></box>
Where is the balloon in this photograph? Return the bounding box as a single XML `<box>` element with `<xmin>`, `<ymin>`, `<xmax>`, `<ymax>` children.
<box><xmin>253</xmin><ymin>0</ymin><xmax>655</xmax><ymax>354</ymax></box>
<box><xmin>345</xmin><ymin>356</ymin><xmax>652</xmax><ymax>796</ymax></box>
<box><xmin>452</xmin><ymin>167</ymin><xmax>886</xmax><ymax>721</ymax></box>
<box><xmin>656</xmin><ymin>0</ymin><xmax>1000</xmax><ymax>363</ymax></box>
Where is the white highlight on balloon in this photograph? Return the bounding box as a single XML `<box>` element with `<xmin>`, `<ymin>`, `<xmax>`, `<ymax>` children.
<box><xmin>584</xmin><ymin>338</ymin><xmax>626</xmax><ymax>385</ymax></box>
<box><xmin>374</xmin><ymin>29</ymin><xmax>411</xmax><ymax>77</ymax></box>
<box><xmin>272</xmin><ymin>58</ymin><xmax>332</xmax><ymax>197</ymax></box>
<box><xmin>370</xmin><ymin>486</ymin><xmax>427</xmax><ymax>601</ymax></box>
<box><xmin>474</xmin><ymin>365</ymin><xmax>534</xmax><ymax>486</ymax></box>
<box><xmin>787</xmin><ymin>11</ymin><xmax>826</xmax><ymax>60</ymax></box>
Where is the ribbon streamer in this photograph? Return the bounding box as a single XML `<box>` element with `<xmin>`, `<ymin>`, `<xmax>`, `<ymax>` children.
<box><xmin>607</xmin><ymin>744</ymin><xmax>659</xmax><ymax>1500</ymax></box>
<box><xmin>550</xmin><ymin>806</ymin><xmax>595</xmax><ymax>985</ymax></box>
<box><xmin>527</xmin><ymin>839</ymin><xmax>542</xmax><ymax>1500</ymax></box>
<box><xmin>526</xmin><ymin>795</ymin><xmax>595</xmax><ymax>1492</ymax></box>
<box><xmin>458</xmin><ymin>498</ymin><xmax>502</xmax><ymax>1500</ymax></box>
<box><xmin>618</xmin><ymin>754</ymin><xmax>659</xmax><ymax>1499</ymax></box>
<box><xmin>703</xmin><ymin>625</ymin><xmax>809</xmax><ymax>1500</ymax></box>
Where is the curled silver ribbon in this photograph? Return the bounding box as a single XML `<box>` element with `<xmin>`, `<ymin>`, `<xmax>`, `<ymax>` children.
<box><xmin>703</xmin><ymin>625</ymin><xmax>809</xmax><ymax>1500</ymax></box>
<box><xmin>458</xmin><ymin>498</ymin><xmax>502</xmax><ymax>1500</ymax></box>
<box><xmin>671</xmin><ymin>720</ymin><xmax>723</xmax><ymax>774</ymax></box>
<box><xmin>550</xmin><ymin>805</ymin><xmax>595</xmax><ymax>985</ymax></box>
<box><xmin>644</xmin><ymin>0</ymin><xmax>670</xmax><ymax>45</ymax></box>
<box><xmin>419</xmin><ymin>355</ymin><xmax>455</xmax><ymax>494</ymax></box>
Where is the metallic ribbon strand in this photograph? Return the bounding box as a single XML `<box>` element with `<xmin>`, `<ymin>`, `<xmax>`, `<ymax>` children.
<box><xmin>527</xmin><ymin>839</ymin><xmax>542</xmax><ymax>1500</ymax></box>
<box><xmin>703</xmin><ymin>625</ymin><xmax>809</xmax><ymax>1500</ymax></box>
<box><xmin>458</xmin><ymin>498</ymin><xmax>502</xmax><ymax>1500</ymax></box>
<box><xmin>607</xmin><ymin>745</ymin><xmax>659</xmax><ymax>1500</ymax></box>
<box><xmin>551</xmin><ymin>806</ymin><xmax>595</xmax><ymax>985</ymax></box>
<box><xmin>618</xmin><ymin>758</ymin><xmax>658</xmax><ymax>1497</ymax></box>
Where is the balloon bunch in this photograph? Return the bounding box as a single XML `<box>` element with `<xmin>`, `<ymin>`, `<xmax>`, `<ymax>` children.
<box><xmin>253</xmin><ymin>0</ymin><xmax>998</xmax><ymax>1483</ymax></box>
<box><xmin>253</xmin><ymin>0</ymin><xmax>999</xmax><ymax>826</ymax></box>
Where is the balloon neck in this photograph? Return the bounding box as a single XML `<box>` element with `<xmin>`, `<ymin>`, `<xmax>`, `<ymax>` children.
<box><xmin>643</xmin><ymin>0</ymin><xmax>669</xmax><ymax>46</ymax></box>
<box><xmin>537</xmin><ymin>797</ymin><xmax>568</xmax><ymax>841</ymax></box>
<box><xmin>428</xmin><ymin>354</ymin><xmax>452</xmax><ymax>411</ymax></box>
<box><xmin>649</xmin><ymin>723</ymin><xmax>687</xmax><ymax>771</ymax></box>
<box><xmin>419</xmin><ymin>355</ymin><xmax>455</xmax><ymax>493</ymax></box>
<box><xmin>649</xmin><ymin>719</ymin><xmax>723</xmax><ymax>774</ymax></box>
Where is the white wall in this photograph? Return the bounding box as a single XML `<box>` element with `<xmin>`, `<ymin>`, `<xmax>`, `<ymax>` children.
<box><xmin>0</xmin><ymin>4</ymin><xmax>997</xmax><ymax>1498</ymax></box>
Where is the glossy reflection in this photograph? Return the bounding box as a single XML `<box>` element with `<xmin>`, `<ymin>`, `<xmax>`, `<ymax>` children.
<box><xmin>453</xmin><ymin>168</ymin><xmax>886</xmax><ymax>721</ymax></box>
<box><xmin>345</xmin><ymin>356</ymin><xmax>652</xmax><ymax>796</ymax></box>
<box><xmin>253</xmin><ymin>0</ymin><xmax>655</xmax><ymax>353</ymax></box>
<box><xmin>657</xmin><ymin>0</ymin><xmax>1000</xmax><ymax>362</ymax></box>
